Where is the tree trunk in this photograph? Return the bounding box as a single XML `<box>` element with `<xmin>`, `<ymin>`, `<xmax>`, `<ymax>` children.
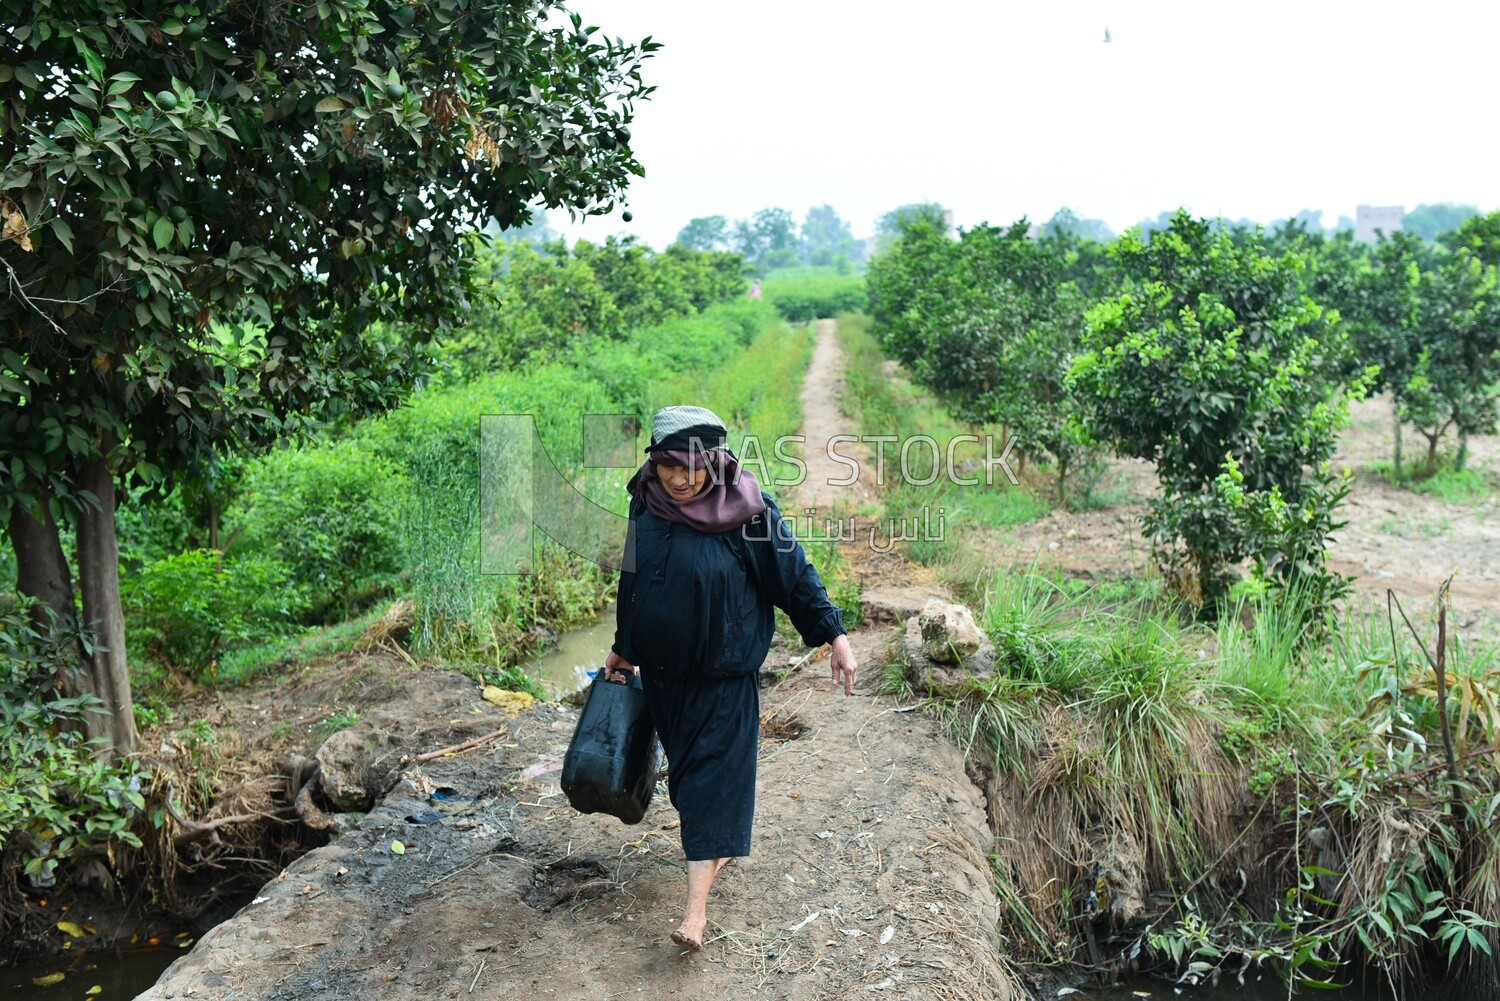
<box><xmin>8</xmin><ymin>502</ymin><xmax>98</xmax><ymax>702</ymax></box>
<box><xmin>1456</xmin><ymin>428</ymin><xmax>1469</xmax><ymax>472</ymax></box>
<box><xmin>76</xmin><ymin>443</ymin><xmax>136</xmax><ymax>757</ymax></box>
<box><xmin>1425</xmin><ymin>432</ymin><xmax>1439</xmax><ymax>474</ymax></box>
<box><xmin>1392</xmin><ymin>406</ymin><xmax>1403</xmax><ymax>479</ymax></box>
<box><xmin>9</xmin><ymin>501</ymin><xmax>76</xmax><ymax>631</ymax></box>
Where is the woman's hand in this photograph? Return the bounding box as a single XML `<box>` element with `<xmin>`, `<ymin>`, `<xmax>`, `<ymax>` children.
<box><xmin>603</xmin><ymin>650</ymin><xmax>638</xmax><ymax>682</ymax></box>
<box><xmin>829</xmin><ymin>634</ymin><xmax>858</xmax><ymax>696</ymax></box>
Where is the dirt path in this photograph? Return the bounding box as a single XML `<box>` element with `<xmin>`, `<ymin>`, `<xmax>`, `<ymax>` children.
<box><xmin>787</xmin><ymin>319</ymin><xmax>877</xmax><ymax>515</ymax></box>
<box><xmin>139</xmin><ymin>320</ymin><xmax>1019</xmax><ymax>1001</ymax></box>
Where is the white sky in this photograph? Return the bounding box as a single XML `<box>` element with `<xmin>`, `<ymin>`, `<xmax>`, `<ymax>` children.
<box><xmin>553</xmin><ymin>1</ymin><xmax>1499</xmax><ymax>248</ymax></box>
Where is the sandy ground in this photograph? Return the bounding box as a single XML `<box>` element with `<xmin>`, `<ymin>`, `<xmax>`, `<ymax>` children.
<box><xmin>137</xmin><ymin>321</ymin><xmax>1020</xmax><ymax>1001</ymax></box>
<box><xmin>982</xmin><ymin>396</ymin><xmax>1500</xmax><ymax>634</ymax></box>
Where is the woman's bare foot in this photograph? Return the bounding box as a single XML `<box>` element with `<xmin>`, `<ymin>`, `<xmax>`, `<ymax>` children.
<box><xmin>670</xmin><ymin>920</ymin><xmax>705</xmax><ymax>952</ymax></box>
<box><xmin>672</xmin><ymin>857</ymin><xmax>733</xmax><ymax>953</ymax></box>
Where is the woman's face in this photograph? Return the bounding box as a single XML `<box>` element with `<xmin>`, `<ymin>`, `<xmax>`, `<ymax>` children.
<box><xmin>655</xmin><ymin>460</ymin><xmax>709</xmax><ymax>500</ymax></box>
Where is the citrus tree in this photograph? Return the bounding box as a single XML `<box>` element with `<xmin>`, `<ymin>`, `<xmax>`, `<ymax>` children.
<box><xmin>1333</xmin><ymin>233</ymin><xmax>1432</xmax><ymax>474</ymax></box>
<box><xmin>1402</xmin><ymin>248</ymin><xmax>1500</xmax><ymax>471</ymax></box>
<box><xmin>1</xmin><ymin>0</ymin><xmax>657</xmax><ymax>755</ymax></box>
<box><xmin>1070</xmin><ymin>212</ymin><xmax>1364</xmax><ymax>612</ymax></box>
<box><xmin>867</xmin><ymin>217</ymin><xmax>1099</xmax><ymax>502</ymax></box>
<box><xmin>1438</xmin><ymin>209</ymin><xmax>1500</xmax><ymax>262</ymax></box>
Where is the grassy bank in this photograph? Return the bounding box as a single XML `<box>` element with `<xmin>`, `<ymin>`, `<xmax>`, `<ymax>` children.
<box><xmin>931</xmin><ymin>576</ymin><xmax>1499</xmax><ymax>991</ymax></box>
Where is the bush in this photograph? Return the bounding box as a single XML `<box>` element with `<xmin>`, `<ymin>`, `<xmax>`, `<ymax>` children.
<box><xmin>0</xmin><ymin>600</ymin><xmax>147</xmax><ymax>890</ymax></box>
<box><xmin>440</xmin><ymin>241</ymin><xmax>621</xmax><ymax>376</ymax></box>
<box><xmin>229</xmin><ymin>441</ymin><xmax>407</xmax><ymax>622</ymax></box>
<box><xmin>124</xmin><ymin>550</ymin><xmax>307</xmax><ymax>678</ymax></box>
<box><xmin>1070</xmin><ymin>211</ymin><xmax>1364</xmax><ymax>614</ymax></box>
<box><xmin>762</xmin><ymin>273</ymin><xmax>867</xmax><ymax>322</ymax></box>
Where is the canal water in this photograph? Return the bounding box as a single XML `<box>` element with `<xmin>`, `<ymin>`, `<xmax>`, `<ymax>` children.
<box><xmin>525</xmin><ymin>606</ymin><xmax>618</xmax><ymax>697</ymax></box>
<box><xmin>4</xmin><ymin>942</ymin><xmax>185</xmax><ymax>1001</ymax></box>
<box><xmin>1098</xmin><ymin>974</ymin><xmax>1463</xmax><ymax>1000</ymax></box>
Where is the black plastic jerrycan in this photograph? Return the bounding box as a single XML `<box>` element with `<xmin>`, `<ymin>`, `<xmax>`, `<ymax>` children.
<box><xmin>561</xmin><ymin>671</ymin><xmax>660</xmax><ymax>824</ymax></box>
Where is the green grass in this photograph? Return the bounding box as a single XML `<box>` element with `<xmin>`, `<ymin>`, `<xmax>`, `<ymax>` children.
<box><xmin>760</xmin><ymin>273</ymin><xmax>867</xmax><ymax>322</ymax></box>
<box><xmin>1412</xmin><ymin>467</ymin><xmax>1494</xmax><ymax>504</ymax></box>
<box><xmin>211</xmin><ymin>605</ymin><xmax>392</xmax><ymax>685</ymax></box>
<box><xmin>1369</xmin><ymin>460</ymin><xmax>1496</xmax><ymax>505</ymax></box>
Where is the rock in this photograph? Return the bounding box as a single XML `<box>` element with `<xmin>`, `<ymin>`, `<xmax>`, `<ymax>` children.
<box><xmin>902</xmin><ymin>603</ymin><xmax>995</xmax><ymax>698</ymax></box>
<box><xmin>315</xmin><ymin>729</ymin><xmax>377</xmax><ymax>812</ymax></box>
<box><xmin>918</xmin><ymin>599</ymin><xmax>984</xmax><ymax>664</ymax></box>
<box><xmin>859</xmin><ymin>585</ymin><xmax>951</xmax><ymax>625</ymax></box>
<box><xmin>1087</xmin><ymin>827</ymin><xmax>1145</xmax><ymax>924</ymax></box>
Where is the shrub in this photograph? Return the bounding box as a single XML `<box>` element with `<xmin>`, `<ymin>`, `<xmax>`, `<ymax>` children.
<box><xmin>229</xmin><ymin>441</ymin><xmax>407</xmax><ymax>621</ymax></box>
<box><xmin>762</xmin><ymin>272</ymin><xmax>867</xmax><ymax>322</ymax></box>
<box><xmin>0</xmin><ymin>600</ymin><xmax>147</xmax><ymax>891</ymax></box>
<box><xmin>124</xmin><ymin>550</ymin><xmax>306</xmax><ymax>678</ymax></box>
<box><xmin>439</xmin><ymin>241</ymin><xmax>621</xmax><ymax>375</ymax></box>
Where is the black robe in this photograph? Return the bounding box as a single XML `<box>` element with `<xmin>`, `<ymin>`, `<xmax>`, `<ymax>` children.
<box><xmin>612</xmin><ymin>494</ymin><xmax>845</xmax><ymax>858</ymax></box>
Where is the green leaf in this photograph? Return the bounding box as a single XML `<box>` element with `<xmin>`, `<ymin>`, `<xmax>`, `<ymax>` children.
<box><xmin>78</xmin><ymin>42</ymin><xmax>105</xmax><ymax>80</ymax></box>
<box><xmin>51</xmin><ymin>218</ymin><xmax>74</xmax><ymax>254</ymax></box>
<box><xmin>390</xmin><ymin>839</ymin><xmax>405</xmax><ymax>855</ymax></box>
<box><xmin>314</xmin><ymin>96</ymin><xmax>347</xmax><ymax>113</ymax></box>
<box><xmin>152</xmin><ymin>217</ymin><xmax>174</xmax><ymax>249</ymax></box>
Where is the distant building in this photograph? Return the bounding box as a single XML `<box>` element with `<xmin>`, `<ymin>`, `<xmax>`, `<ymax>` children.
<box><xmin>1355</xmin><ymin>204</ymin><xmax>1403</xmax><ymax>243</ymax></box>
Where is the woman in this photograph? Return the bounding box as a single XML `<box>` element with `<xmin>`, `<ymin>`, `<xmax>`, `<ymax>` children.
<box><xmin>603</xmin><ymin>405</ymin><xmax>859</xmax><ymax>952</ymax></box>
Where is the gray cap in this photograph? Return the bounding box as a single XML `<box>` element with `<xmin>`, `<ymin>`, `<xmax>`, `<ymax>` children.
<box><xmin>647</xmin><ymin>405</ymin><xmax>728</xmax><ymax>453</ymax></box>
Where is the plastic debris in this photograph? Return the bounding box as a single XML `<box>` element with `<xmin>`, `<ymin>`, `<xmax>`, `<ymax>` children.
<box><xmin>482</xmin><ymin>686</ymin><xmax>534</xmax><ymax>713</ymax></box>
<box><xmin>787</xmin><ymin>911</ymin><xmax>821</xmax><ymax>933</ymax></box>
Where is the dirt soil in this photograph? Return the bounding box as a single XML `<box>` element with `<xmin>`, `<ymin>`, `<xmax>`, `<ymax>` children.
<box><xmin>787</xmin><ymin>318</ymin><xmax>880</xmax><ymax>514</ymax></box>
<box><xmin>137</xmin><ymin>321</ymin><xmax>1021</xmax><ymax>1001</ymax></box>
<box><xmin>983</xmin><ymin>396</ymin><xmax>1500</xmax><ymax>635</ymax></box>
